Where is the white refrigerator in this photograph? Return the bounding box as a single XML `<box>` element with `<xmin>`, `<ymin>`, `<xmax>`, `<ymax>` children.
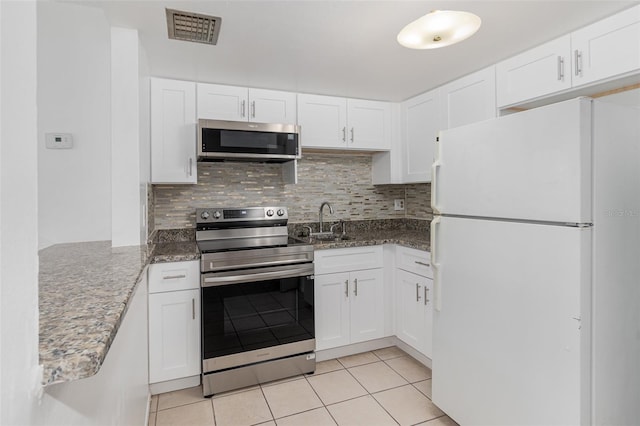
<box><xmin>430</xmin><ymin>97</ymin><xmax>640</xmax><ymax>426</ymax></box>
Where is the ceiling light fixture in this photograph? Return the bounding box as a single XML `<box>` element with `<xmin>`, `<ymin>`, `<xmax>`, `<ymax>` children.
<box><xmin>397</xmin><ymin>10</ymin><xmax>481</xmax><ymax>49</ymax></box>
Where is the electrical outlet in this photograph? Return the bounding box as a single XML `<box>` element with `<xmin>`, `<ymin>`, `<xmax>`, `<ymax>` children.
<box><xmin>394</xmin><ymin>199</ymin><xmax>405</xmax><ymax>211</ymax></box>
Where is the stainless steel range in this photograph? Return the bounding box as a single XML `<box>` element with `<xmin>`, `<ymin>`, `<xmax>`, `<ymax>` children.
<box><xmin>196</xmin><ymin>206</ymin><xmax>315</xmax><ymax>397</ymax></box>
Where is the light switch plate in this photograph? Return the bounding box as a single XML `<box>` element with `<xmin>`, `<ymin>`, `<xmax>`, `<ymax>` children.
<box><xmin>394</xmin><ymin>199</ymin><xmax>405</xmax><ymax>211</ymax></box>
<box><xmin>45</xmin><ymin>133</ymin><xmax>73</xmax><ymax>149</ymax></box>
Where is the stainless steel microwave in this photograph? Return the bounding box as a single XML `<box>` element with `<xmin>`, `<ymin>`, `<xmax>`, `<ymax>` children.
<box><xmin>197</xmin><ymin>119</ymin><xmax>301</xmax><ymax>163</ymax></box>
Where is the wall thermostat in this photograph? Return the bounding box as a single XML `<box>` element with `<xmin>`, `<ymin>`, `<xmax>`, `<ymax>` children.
<box><xmin>45</xmin><ymin>133</ymin><xmax>73</xmax><ymax>149</ymax></box>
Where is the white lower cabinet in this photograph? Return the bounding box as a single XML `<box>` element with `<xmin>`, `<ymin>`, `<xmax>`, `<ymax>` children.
<box><xmin>148</xmin><ymin>261</ymin><xmax>201</xmax><ymax>384</ymax></box>
<box><xmin>396</xmin><ymin>269</ymin><xmax>433</xmax><ymax>358</ymax></box>
<box><xmin>395</xmin><ymin>247</ymin><xmax>433</xmax><ymax>359</ymax></box>
<box><xmin>314</xmin><ymin>246</ymin><xmax>384</xmax><ymax>351</ymax></box>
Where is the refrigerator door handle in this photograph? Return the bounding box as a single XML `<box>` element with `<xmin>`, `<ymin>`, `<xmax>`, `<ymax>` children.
<box><xmin>431</xmin><ymin>160</ymin><xmax>442</xmax><ymax>214</ymax></box>
<box><xmin>431</xmin><ymin>217</ymin><xmax>442</xmax><ymax>311</ymax></box>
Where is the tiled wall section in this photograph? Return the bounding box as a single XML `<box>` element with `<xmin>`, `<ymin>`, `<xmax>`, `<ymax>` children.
<box><xmin>153</xmin><ymin>153</ymin><xmax>432</xmax><ymax>230</ymax></box>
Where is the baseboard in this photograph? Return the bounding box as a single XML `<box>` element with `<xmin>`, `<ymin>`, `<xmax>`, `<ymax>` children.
<box><xmin>316</xmin><ymin>336</ymin><xmax>432</xmax><ymax>369</ymax></box>
<box><xmin>149</xmin><ymin>375</ymin><xmax>200</xmax><ymax>395</ymax></box>
<box><xmin>144</xmin><ymin>392</ymin><xmax>151</xmax><ymax>426</ymax></box>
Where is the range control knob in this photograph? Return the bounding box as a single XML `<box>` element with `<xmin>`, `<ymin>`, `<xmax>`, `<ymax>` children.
<box><xmin>277</xmin><ymin>209</ymin><xmax>285</xmax><ymax>216</ymax></box>
<box><xmin>212</xmin><ymin>211</ymin><xmax>222</xmax><ymax>219</ymax></box>
<box><xmin>266</xmin><ymin>209</ymin><xmax>275</xmax><ymax>217</ymax></box>
<box><xmin>200</xmin><ymin>211</ymin><xmax>210</xmax><ymax>220</ymax></box>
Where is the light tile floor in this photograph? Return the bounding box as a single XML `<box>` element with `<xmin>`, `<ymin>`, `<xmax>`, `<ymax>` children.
<box><xmin>149</xmin><ymin>346</ymin><xmax>459</xmax><ymax>426</ymax></box>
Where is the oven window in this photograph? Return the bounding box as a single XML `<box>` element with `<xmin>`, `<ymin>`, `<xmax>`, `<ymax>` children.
<box><xmin>202</xmin><ymin>275</ymin><xmax>314</xmax><ymax>359</ymax></box>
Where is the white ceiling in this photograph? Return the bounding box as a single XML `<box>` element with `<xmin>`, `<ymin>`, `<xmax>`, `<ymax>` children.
<box><xmin>77</xmin><ymin>0</ymin><xmax>637</xmax><ymax>102</ymax></box>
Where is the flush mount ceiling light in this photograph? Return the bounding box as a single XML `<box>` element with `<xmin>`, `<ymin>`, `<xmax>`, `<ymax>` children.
<box><xmin>397</xmin><ymin>10</ymin><xmax>481</xmax><ymax>49</ymax></box>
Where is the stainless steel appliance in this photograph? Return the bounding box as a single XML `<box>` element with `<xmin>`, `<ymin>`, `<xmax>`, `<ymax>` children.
<box><xmin>197</xmin><ymin>206</ymin><xmax>315</xmax><ymax>396</ymax></box>
<box><xmin>197</xmin><ymin>120</ymin><xmax>300</xmax><ymax>162</ymax></box>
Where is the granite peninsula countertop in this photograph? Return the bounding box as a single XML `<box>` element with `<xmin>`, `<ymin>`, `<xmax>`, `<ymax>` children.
<box><xmin>39</xmin><ymin>221</ymin><xmax>427</xmax><ymax>386</ymax></box>
<box><xmin>39</xmin><ymin>241</ymin><xmax>150</xmax><ymax>386</ymax></box>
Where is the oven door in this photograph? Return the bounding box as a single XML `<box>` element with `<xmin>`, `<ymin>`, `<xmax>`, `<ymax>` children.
<box><xmin>201</xmin><ymin>263</ymin><xmax>315</xmax><ymax>374</ymax></box>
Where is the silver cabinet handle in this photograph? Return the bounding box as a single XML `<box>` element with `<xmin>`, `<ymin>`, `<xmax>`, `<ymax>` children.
<box><xmin>251</xmin><ymin>101</ymin><xmax>256</xmax><ymax>118</ymax></box>
<box><xmin>354</xmin><ymin>278</ymin><xmax>358</xmax><ymax>296</ymax></box>
<box><xmin>192</xmin><ymin>298</ymin><xmax>195</xmax><ymax>320</ymax></box>
<box><xmin>350</xmin><ymin>127</ymin><xmax>354</xmax><ymax>143</ymax></box>
<box><xmin>163</xmin><ymin>274</ymin><xmax>186</xmax><ymax>280</ymax></box>
<box><xmin>557</xmin><ymin>56</ymin><xmax>564</xmax><ymax>81</ymax></box>
<box><xmin>345</xmin><ymin>279</ymin><xmax>349</xmax><ymax>298</ymax></box>
<box><xmin>416</xmin><ymin>283</ymin><xmax>421</xmax><ymax>302</ymax></box>
<box><xmin>241</xmin><ymin>100</ymin><xmax>246</xmax><ymax>117</ymax></box>
<box><xmin>424</xmin><ymin>287</ymin><xmax>430</xmax><ymax>305</ymax></box>
<box><xmin>415</xmin><ymin>261</ymin><xmax>430</xmax><ymax>267</ymax></box>
<box><xmin>574</xmin><ymin>50</ymin><xmax>582</xmax><ymax>76</ymax></box>
<box><xmin>342</xmin><ymin>127</ymin><xmax>346</xmax><ymax>142</ymax></box>
<box><xmin>188</xmin><ymin>158</ymin><xmax>193</xmax><ymax>176</ymax></box>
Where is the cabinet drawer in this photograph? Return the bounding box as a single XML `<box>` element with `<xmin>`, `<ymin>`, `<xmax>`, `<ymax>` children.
<box><xmin>314</xmin><ymin>246</ymin><xmax>383</xmax><ymax>275</ymax></box>
<box><xmin>149</xmin><ymin>260</ymin><xmax>200</xmax><ymax>293</ymax></box>
<box><xmin>396</xmin><ymin>246</ymin><xmax>432</xmax><ymax>278</ymax></box>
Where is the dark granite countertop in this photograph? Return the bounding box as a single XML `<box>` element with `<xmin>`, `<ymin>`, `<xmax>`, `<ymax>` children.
<box><xmin>39</xmin><ymin>220</ymin><xmax>428</xmax><ymax>386</ymax></box>
<box><xmin>39</xmin><ymin>241</ymin><xmax>150</xmax><ymax>386</ymax></box>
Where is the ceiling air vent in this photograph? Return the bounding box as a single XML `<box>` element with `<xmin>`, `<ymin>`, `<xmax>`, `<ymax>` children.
<box><xmin>166</xmin><ymin>8</ymin><xmax>222</xmax><ymax>45</ymax></box>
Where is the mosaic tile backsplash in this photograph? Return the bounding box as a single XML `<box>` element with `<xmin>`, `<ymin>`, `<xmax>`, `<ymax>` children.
<box><xmin>153</xmin><ymin>153</ymin><xmax>432</xmax><ymax>230</ymax></box>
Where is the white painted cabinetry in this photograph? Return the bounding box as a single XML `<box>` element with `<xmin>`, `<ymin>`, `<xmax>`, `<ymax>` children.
<box><xmin>196</xmin><ymin>83</ymin><xmax>297</xmax><ymax>124</ymax></box>
<box><xmin>497</xmin><ymin>5</ymin><xmax>640</xmax><ymax>107</ymax></box>
<box><xmin>298</xmin><ymin>94</ymin><xmax>391</xmax><ymax>151</ymax></box>
<box><xmin>395</xmin><ymin>246</ymin><xmax>433</xmax><ymax>358</ymax></box>
<box><xmin>400</xmin><ymin>89</ymin><xmax>440</xmax><ymax>183</ymax></box>
<box><xmin>314</xmin><ymin>246</ymin><xmax>385</xmax><ymax>350</ymax></box>
<box><xmin>148</xmin><ymin>261</ymin><xmax>201</xmax><ymax>387</ymax></box>
<box><xmin>496</xmin><ymin>35</ymin><xmax>572</xmax><ymax>108</ymax></box>
<box><xmin>440</xmin><ymin>66</ymin><xmax>496</xmax><ymax>129</ymax></box>
<box><xmin>150</xmin><ymin>78</ymin><xmax>197</xmax><ymax>184</ymax></box>
<box><xmin>571</xmin><ymin>4</ymin><xmax>640</xmax><ymax>87</ymax></box>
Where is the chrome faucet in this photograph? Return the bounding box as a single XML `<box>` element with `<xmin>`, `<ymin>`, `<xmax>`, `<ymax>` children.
<box><xmin>318</xmin><ymin>201</ymin><xmax>334</xmax><ymax>233</ymax></box>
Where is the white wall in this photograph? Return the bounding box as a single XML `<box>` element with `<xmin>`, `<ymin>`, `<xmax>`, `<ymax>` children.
<box><xmin>139</xmin><ymin>40</ymin><xmax>151</xmax><ymax>244</ymax></box>
<box><xmin>111</xmin><ymin>27</ymin><xmax>143</xmax><ymax>247</ymax></box>
<box><xmin>0</xmin><ymin>1</ymin><xmax>41</xmax><ymax>424</ymax></box>
<box><xmin>37</xmin><ymin>1</ymin><xmax>112</xmax><ymax>249</ymax></box>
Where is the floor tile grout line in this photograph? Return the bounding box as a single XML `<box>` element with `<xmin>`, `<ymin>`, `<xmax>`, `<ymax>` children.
<box><xmin>302</xmin><ymin>373</ymin><xmax>340</xmax><ymax>425</ymax></box>
<box><xmin>257</xmin><ymin>383</ymin><xmax>277</xmax><ymax>424</ymax></box>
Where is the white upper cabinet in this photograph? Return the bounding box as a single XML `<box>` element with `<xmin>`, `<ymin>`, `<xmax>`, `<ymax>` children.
<box><xmin>571</xmin><ymin>4</ymin><xmax>640</xmax><ymax>87</ymax></box>
<box><xmin>497</xmin><ymin>36</ymin><xmax>572</xmax><ymax>107</ymax></box>
<box><xmin>440</xmin><ymin>66</ymin><xmax>497</xmax><ymax>129</ymax></box>
<box><xmin>150</xmin><ymin>78</ymin><xmax>197</xmax><ymax>184</ymax></box>
<box><xmin>497</xmin><ymin>5</ymin><xmax>640</xmax><ymax>107</ymax></box>
<box><xmin>401</xmin><ymin>89</ymin><xmax>440</xmax><ymax>183</ymax></box>
<box><xmin>346</xmin><ymin>99</ymin><xmax>392</xmax><ymax>151</ymax></box>
<box><xmin>197</xmin><ymin>83</ymin><xmax>297</xmax><ymax>124</ymax></box>
<box><xmin>298</xmin><ymin>94</ymin><xmax>391</xmax><ymax>151</ymax></box>
<box><xmin>297</xmin><ymin>94</ymin><xmax>347</xmax><ymax>149</ymax></box>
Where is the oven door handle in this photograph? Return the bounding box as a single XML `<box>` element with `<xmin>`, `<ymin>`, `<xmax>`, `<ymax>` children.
<box><xmin>201</xmin><ymin>264</ymin><xmax>314</xmax><ymax>287</ymax></box>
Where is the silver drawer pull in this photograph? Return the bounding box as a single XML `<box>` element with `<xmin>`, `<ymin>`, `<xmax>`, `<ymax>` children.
<box><xmin>416</xmin><ymin>283</ymin><xmax>421</xmax><ymax>302</ymax></box>
<box><xmin>163</xmin><ymin>274</ymin><xmax>186</xmax><ymax>280</ymax></box>
<box><xmin>414</xmin><ymin>261</ymin><xmax>430</xmax><ymax>267</ymax></box>
<box><xmin>354</xmin><ymin>278</ymin><xmax>358</xmax><ymax>296</ymax></box>
<box><xmin>192</xmin><ymin>298</ymin><xmax>195</xmax><ymax>320</ymax></box>
<box><xmin>424</xmin><ymin>287</ymin><xmax>430</xmax><ymax>305</ymax></box>
<box><xmin>345</xmin><ymin>279</ymin><xmax>349</xmax><ymax>298</ymax></box>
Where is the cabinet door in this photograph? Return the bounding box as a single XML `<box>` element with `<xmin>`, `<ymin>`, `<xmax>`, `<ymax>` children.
<box><xmin>496</xmin><ymin>36</ymin><xmax>572</xmax><ymax>107</ymax></box>
<box><xmin>349</xmin><ymin>268</ymin><xmax>384</xmax><ymax>344</ymax></box>
<box><xmin>401</xmin><ymin>89</ymin><xmax>439</xmax><ymax>183</ymax></box>
<box><xmin>395</xmin><ymin>269</ymin><xmax>425</xmax><ymax>352</ymax></box>
<box><xmin>314</xmin><ymin>272</ymin><xmax>350</xmax><ymax>350</ymax></box>
<box><xmin>571</xmin><ymin>4</ymin><xmax>640</xmax><ymax>87</ymax></box>
<box><xmin>347</xmin><ymin>99</ymin><xmax>392</xmax><ymax>150</ymax></box>
<box><xmin>297</xmin><ymin>94</ymin><xmax>348</xmax><ymax>149</ymax></box>
<box><xmin>150</xmin><ymin>78</ymin><xmax>197</xmax><ymax>184</ymax></box>
<box><xmin>196</xmin><ymin>83</ymin><xmax>247</xmax><ymax>121</ymax></box>
<box><xmin>421</xmin><ymin>277</ymin><xmax>434</xmax><ymax>359</ymax></box>
<box><xmin>148</xmin><ymin>289</ymin><xmax>200</xmax><ymax>383</ymax></box>
<box><xmin>249</xmin><ymin>88</ymin><xmax>297</xmax><ymax>124</ymax></box>
<box><xmin>441</xmin><ymin>66</ymin><xmax>496</xmax><ymax>129</ymax></box>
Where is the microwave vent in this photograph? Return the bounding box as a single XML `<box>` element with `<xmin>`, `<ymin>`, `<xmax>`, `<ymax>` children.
<box><xmin>166</xmin><ymin>8</ymin><xmax>221</xmax><ymax>45</ymax></box>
